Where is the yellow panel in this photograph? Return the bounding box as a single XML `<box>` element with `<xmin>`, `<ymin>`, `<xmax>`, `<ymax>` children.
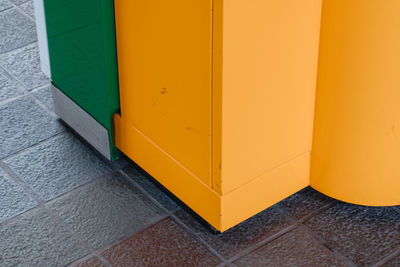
<box><xmin>221</xmin><ymin>152</ymin><xmax>310</xmax><ymax>232</ymax></box>
<box><xmin>219</xmin><ymin>0</ymin><xmax>322</xmax><ymax>193</ymax></box>
<box><xmin>311</xmin><ymin>0</ymin><xmax>400</xmax><ymax>206</ymax></box>
<box><xmin>114</xmin><ymin>0</ymin><xmax>213</xmax><ymax>185</ymax></box>
<box><xmin>114</xmin><ymin>115</ymin><xmax>222</xmax><ymax>229</ymax></box>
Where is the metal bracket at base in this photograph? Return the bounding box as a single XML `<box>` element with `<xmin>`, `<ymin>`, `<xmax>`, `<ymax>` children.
<box><xmin>52</xmin><ymin>85</ymin><xmax>112</xmax><ymax>160</ymax></box>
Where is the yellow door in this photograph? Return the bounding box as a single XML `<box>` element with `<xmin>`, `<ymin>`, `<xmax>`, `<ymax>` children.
<box><xmin>114</xmin><ymin>0</ymin><xmax>213</xmax><ymax>185</ymax></box>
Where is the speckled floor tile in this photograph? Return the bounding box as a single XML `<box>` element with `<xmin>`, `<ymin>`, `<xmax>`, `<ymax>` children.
<box><xmin>0</xmin><ymin>8</ymin><xmax>36</xmax><ymax>54</ymax></box>
<box><xmin>383</xmin><ymin>253</ymin><xmax>400</xmax><ymax>267</ymax></box>
<box><xmin>0</xmin><ymin>43</ymin><xmax>49</xmax><ymax>89</ymax></box>
<box><xmin>32</xmin><ymin>84</ymin><xmax>54</xmax><ymax>111</ymax></box>
<box><xmin>123</xmin><ymin>166</ymin><xmax>181</xmax><ymax>212</ymax></box>
<box><xmin>0</xmin><ymin>67</ymin><xmax>25</xmax><ymax>102</ymax></box>
<box><xmin>0</xmin><ymin>95</ymin><xmax>63</xmax><ymax>158</ymax></box>
<box><xmin>0</xmin><ymin>166</ymin><xmax>37</xmax><ymax>223</ymax></box>
<box><xmin>0</xmin><ymin>208</ymin><xmax>89</xmax><ymax>266</ymax></box>
<box><xmin>19</xmin><ymin>0</ymin><xmax>34</xmax><ymax>19</ymax></box>
<box><xmin>305</xmin><ymin>203</ymin><xmax>400</xmax><ymax>266</ymax></box>
<box><xmin>4</xmin><ymin>132</ymin><xmax>110</xmax><ymax>200</ymax></box>
<box><xmin>101</xmin><ymin>217</ymin><xmax>221</xmax><ymax>267</ymax></box>
<box><xmin>0</xmin><ymin>0</ymin><xmax>13</xmax><ymax>12</ymax></box>
<box><xmin>279</xmin><ymin>186</ymin><xmax>334</xmax><ymax>220</ymax></box>
<box><xmin>48</xmin><ymin>172</ymin><xmax>166</xmax><ymax>249</ymax></box>
<box><xmin>234</xmin><ymin>226</ymin><xmax>347</xmax><ymax>267</ymax></box>
<box><xmin>9</xmin><ymin>0</ymin><xmax>29</xmax><ymax>5</ymax></box>
<box><xmin>175</xmin><ymin>205</ymin><xmax>295</xmax><ymax>260</ymax></box>
<box><xmin>72</xmin><ymin>256</ymin><xmax>107</xmax><ymax>267</ymax></box>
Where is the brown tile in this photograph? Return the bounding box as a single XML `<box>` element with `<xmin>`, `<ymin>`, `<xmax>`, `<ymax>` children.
<box><xmin>279</xmin><ymin>186</ymin><xmax>334</xmax><ymax>220</ymax></box>
<box><xmin>73</xmin><ymin>256</ymin><xmax>106</xmax><ymax>267</ymax></box>
<box><xmin>234</xmin><ymin>226</ymin><xmax>347</xmax><ymax>267</ymax></box>
<box><xmin>101</xmin><ymin>217</ymin><xmax>221</xmax><ymax>267</ymax></box>
<box><xmin>175</xmin><ymin>205</ymin><xmax>295</xmax><ymax>260</ymax></box>
<box><xmin>305</xmin><ymin>203</ymin><xmax>400</xmax><ymax>266</ymax></box>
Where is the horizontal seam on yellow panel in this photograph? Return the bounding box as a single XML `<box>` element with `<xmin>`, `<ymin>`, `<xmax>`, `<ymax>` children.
<box><xmin>222</xmin><ymin>151</ymin><xmax>311</xmax><ymax>196</ymax></box>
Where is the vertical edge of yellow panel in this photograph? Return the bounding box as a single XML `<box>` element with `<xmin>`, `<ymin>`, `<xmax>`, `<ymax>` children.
<box><xmin>114</xmin><ymin>114</ymin><xmax>222</xmax><ymax>229</ymax></box>
<box><xmin>211</xmin><ymin>0</ymin><xmax>223</xmax><ymax>194</ymax></box>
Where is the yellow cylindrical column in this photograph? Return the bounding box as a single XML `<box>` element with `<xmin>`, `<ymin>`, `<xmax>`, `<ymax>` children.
<box><xmin>311</xmin><ymin>0</ymin><xmax>400</xmax><ymax>206</ymax></box>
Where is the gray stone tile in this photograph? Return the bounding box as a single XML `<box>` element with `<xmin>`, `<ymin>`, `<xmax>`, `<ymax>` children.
<box><xmin>48</xmin><ymin>172</ymin><xmax>166</xmax><ymax>249</ymax></box>
<box><xmin>0</xmin><ymin>208</ymin><xmax>89</xmax><ymax>266</ymax></box>
<box><xmin>235</xmin><ymin>226</ymin><xmax>347</xmax><ymax>267</ymax></box>
<box><xmin>383</xmin><ymin>254</ymin><xmax>400</xmax><ymax>267</ymax></box>
<box><xmin>0</xmin><ymin>166</ymin><xmax>37</xmax><ymax>223</ymax></box>
<box><xmin>0</xmin><ymin>95</ymin><xmax>63</xmax><ymax>158</ymax></box>
<box><xmin>19</xmin><ymin>0</ymin><xmax>34</xmax><ymax>18</ymax></box>
<box><xmin>9</xmin><ymin>0</ymin><xmax>29</xmax><ymax>5</ymax></box>
<box><xmin>73</xmin><ymin>256</ymin><xmax>107</xmax><ymax>267</ymax></box>
<box><xmin>32</xmin><ymin>84</ymin><xmax>54</xmax><ymax>111</ymax></box>
<box><xmin>0</xmin><ymin>8</ymin><xmax>36</xmax><ymax>54</ymax></box>
<box><xmin>0</xmin><ymin>0</ymin><xmax>13</xmax><ymax>12</ymax></box>
<box><xmin>305</xmin><ymin>203</ymin><xmax>400</xmax><ymax>266</ymax></box>
<box><xmin>175</xmin><ymin>205</ymin><xmax>295</xmax><ymax>260</ymax></box>
<box><xmin>279</xmin><ymin>186</ymin><xmax>334</xmax><ymax>220</ymax></box>
<box><xmin>4</xmin><ymin>132</ymin><xmax>111</xmax><ymax>200</ymax></box>
<box><xmin>0</xmin><ymin>43</ymin><xmax>49</xmax><ymax>89</ymax></box>
<box><xmin>123</xmin><ymin>166</ymin><xmax>181</xmax><ymax>212</ymax></box>
<box><xmin>101</xmin><ymin>218</ymin><xmax>221</xmax><ymax>267</ymax></box>
<box><xmin>0</xmin><ymin>67</ymin><xmax>25</xmax><ymax>103</ymax></box>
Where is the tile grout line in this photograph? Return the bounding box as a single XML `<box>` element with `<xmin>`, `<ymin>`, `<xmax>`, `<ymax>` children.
<box><xmin>224</xmin><ymin>206</ymin><xmax>300</xmax><ymax>264</ymax></box>
<box><xmin>301</xmin><ymin>222</ymin><xmax>357</xmax><ymax>267</ymax></box>
<box><xmin>0</xmin><ymin>39</ymin><xmax>38</xmax><ymax>57</ymax></box>
<box><xmin>373</xmin><ymin>247</ymin><xmax>400</xmax><ymax>267</ymax></box>
<box><xmin>0</xmin><ymin>131</ymin><xmax>66</xmax><ymax>161</ymax></box>
<box><xmin>280</xmin><ymin>200</ymin><xmax>357</xmax><ymax>267</ymax></box>
<box><xmin>0</xmin><ymin>159</ymin><xmax>44</xmax><ymax>204</ymax></box>
<box><xmin>117</xmin><ymin>169</ymin><xmax>227</xmax><ymax>264</ymax></box>
<box><xmin>7</xmin><ymin>0</ymin><xmax>35</xmax><ymax>22</ymax></box>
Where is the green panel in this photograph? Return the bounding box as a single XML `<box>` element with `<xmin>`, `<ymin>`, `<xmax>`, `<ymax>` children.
<box><xmin>44</xmin><ymin>0</ymin><xmax>120</xmax><ymax>160</ymax></box>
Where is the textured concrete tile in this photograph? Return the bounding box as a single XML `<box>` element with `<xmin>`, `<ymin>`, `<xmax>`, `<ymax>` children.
<box><xmin>0</xmin><ymin>8</ymin><xmax>36</xmax><ymax>54</ymax></box>
<box><xmin>305</xmin><ymin>203</ymin><xmax>400</xmax><ymax>266</ymax></box>
<box><xmin>279</xmin><ymin>186</ymin><xmax>334</xmax><ymax>220</ymax></box>
<box><xmin>19</xmin><ymin>0</ymin><xmax>34</xmax><ymax>18</ymax></box>
<box><xmin>123</xmin><ymin>166</ymin><xmax>181</xmax><ymax>212</ymax></box>
<box><xmin>0</xmin><ymin>0</ymin><xmax>13</xmax><ymax>12</ymax></box>
<box><xmin>107</xmin><ymin>156</ymin><xmax>130</xmax><ymax>170</ymax></box>
<box><xmin>32</xmin><ymin>84</ymin><xmax>54</xmax><ymax>111</ymax></box>
<box><xmin>0</xmin><ymin>208</ymin><xmax>89</xmax><ymax>266</ymax></box>
<box><xmin>73</xmin><ymin>256</ymin><xmax>107</xmax><ymax>267</ymax></box>
<box><xmin>48</xmin><ymin>173</ymin><xmax>166</xmax><ymax>249</ymax></box>
<box><xmin>0</xmin><ymin>43</ymin><xmax>49</xmax><ymax>89</ymax></box>
<box><xmin>0</xmin><ymin>167</ymin><xmax>37</xmax><ymax>223</ymax></box>
<box><xmin>383</xmin><ymin>254</ymin><xmax>400</xmax><ymax>267</ymax></box>
<box><xmin>101</xmin><ymin>217</ymin><xmax>221</xmax><ymax>267</ymax></box>
<box><xmin>0</xmin><ymin>95</ymin><xmax>63</xmax><ymax>158</ymax></box>
<box><xmin>0</xmin><ymin>68</ymin><xmax>25</xmax><ymax>102</ymax></box>
<box><xmin>235</xmin><ymin>227</ymin><xmax>347</xmax><ymax>267</ymax></box>
<box><xmin>9</xmin><ymin>0</ymin><xmax>29</xmax><ymax>5</ymax></box>
<box><xmin>175</xmin><ymin>205</ymin><xmax>294</xmax><ymax>260</ymax></box>
<box><xmin>4</xmin><ymin>132</ymin><xmax>110</xmax><ymax>200</ymax></box>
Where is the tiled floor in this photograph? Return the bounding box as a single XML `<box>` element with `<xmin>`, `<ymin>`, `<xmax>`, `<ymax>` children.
<box><xmin>0</xmin><ymin>2</ymin><xmax>400</xmax><ymax>266</ymax></box>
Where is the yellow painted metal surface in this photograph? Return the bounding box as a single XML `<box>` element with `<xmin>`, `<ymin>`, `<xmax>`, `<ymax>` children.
<box><xmin>114</xmin><ymin>0</ymin><xmax>213</xmax><ymax>185</ymax></box>
<box><xmin>114</xmin><ymin>0</ymin><xmax>400</xmax><ymax>232</ymax></box>
<box><xmin>114</xmin><ymin>0</ymin><xmax>323</xmax><ymax>232</ymax></box>
<box><xmin>311</xmin><ymin>0</ymin><xmax>400</xmax><ymax>206</ymax></box>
